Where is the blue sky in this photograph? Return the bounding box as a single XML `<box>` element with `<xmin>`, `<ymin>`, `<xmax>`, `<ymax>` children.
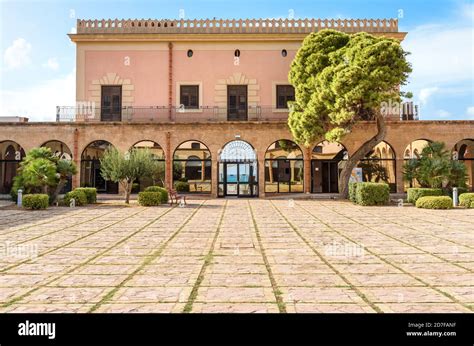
<box><xmin>0</xmin><ymin>0</ymin><xmax>473</xmax><ymax>121</ymax></box>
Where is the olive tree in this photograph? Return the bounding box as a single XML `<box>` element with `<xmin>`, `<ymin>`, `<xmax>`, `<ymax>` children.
<box><xmin>288</xmin><ymin>29</ymin><xmax>412</xmax><ymax>197</ymax></box>
<box><xmin>100</xmin><ymin>147</ymin><xmax>158</xmax><ymax>204</ymax></box>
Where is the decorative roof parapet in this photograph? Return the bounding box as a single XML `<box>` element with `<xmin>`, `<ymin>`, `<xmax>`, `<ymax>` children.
<box><xmin>75</xmin><ymin>18</ymin><xmax>399</xmax><ymax>34</ymax></box>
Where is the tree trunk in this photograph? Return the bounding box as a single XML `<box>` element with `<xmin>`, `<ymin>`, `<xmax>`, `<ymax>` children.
<box><xmin>52</xmin><ymin>179</ymin><xmax>65</xmax><ymax>204</ymax></box>
<box><xmin>338</xmin><ymin>114</ymin><xmax>387</xmax><ymax>198</ymax></box>
<box><xmin>124</xmin><ymin>180</ymin><xmax>133</xmax><ymax>204</ymax></box>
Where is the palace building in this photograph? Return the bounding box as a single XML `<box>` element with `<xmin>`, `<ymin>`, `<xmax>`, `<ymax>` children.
<box><xmin>0</xmin><ymin>18</ymin><xmax>473</xmax><ymax>197</ymax></box>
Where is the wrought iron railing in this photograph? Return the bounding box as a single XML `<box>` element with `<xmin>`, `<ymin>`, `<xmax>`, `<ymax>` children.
<box><xmin>55</xmin><ymin>106</ymin><xmax>290</xmax><ymax>123</ymax></box>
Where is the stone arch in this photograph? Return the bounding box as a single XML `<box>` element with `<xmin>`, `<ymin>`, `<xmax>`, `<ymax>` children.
<box><xmin>219</xmin><ymin>139</ymin><xmax>257</xmax><ymax>162</ymax></box>
<box><xmin>0</xmin><ymin>140</ymin><xmax>25</xmax><ymax>194</ymax></box>
<box><xmin>41</xmin><ymin>140</ymin><xmax>73</xmax><ymax>160</ymax></box>
<box><xmin>264</xmin><ymin>139</ymin><xmax>304</xmax><ymax>193</ymax></box>
<box><xmin>173</xmin><ymin>140</ymin><xmax>211</xmax><ymax>193</ymax></box>
<box><xmin>80</xmin><ymin>140</ymin><xmax>118</xmax><ymax>193</ymax></box>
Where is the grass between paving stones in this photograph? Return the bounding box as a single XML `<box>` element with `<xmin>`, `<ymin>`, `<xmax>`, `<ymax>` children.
<box><xmin>359</xmin><ymin>207</ymin><xmax>474</xmax><ymax>259</ymax></box>
<box><xmin>1</xmin><ymin>205</ymin><xmax>177</xmax><ymax>308</ymax></box>
<box><xmin>0</xmin><ymin>206</ymin><xmax>134</xmax><ymax>274</ymax></box>
<box><xmin>183</xmin><ymin>200</ymin><xmax>228</xmax><ymax>313</ymax></box>
<box><xmin>248</xmin><ymin>201</ymin><xmax>287</xmax><ymax>313</ymax></box>
<box><xmin>0</xmin><ymin>207</ymin><xmax>90</xmax><ymax>237</ymax></box>
<box><xmin>268</xmin><ymin>200</ymin><xmax>381</xmax><ymax>313</ymax></box>
<box><xmin>295</xmin><ymin>201</ymin><xmax>473</xmax><ymax>312</ymax></box>
<box><xmin>88</xmin><ymin>201</ymin><xmax>206</xmax><ymax>312</ymax></box>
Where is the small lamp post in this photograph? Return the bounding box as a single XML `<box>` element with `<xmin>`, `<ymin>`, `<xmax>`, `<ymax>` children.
<box><xmin>17</xmin><ymin>189</ymin><xmax>23</xmax><ymax>208</ymax></box>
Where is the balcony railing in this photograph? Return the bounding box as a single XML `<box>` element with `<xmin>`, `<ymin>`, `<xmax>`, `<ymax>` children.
<box><xmin>55</xmin><ymin>106</ymin><xmax>290</xmax><ymax>123</ymax></box>
<box><xmin>75</xmin><ymin>18</ymin><xmax>399</xmax><ymax>35</ymax></box>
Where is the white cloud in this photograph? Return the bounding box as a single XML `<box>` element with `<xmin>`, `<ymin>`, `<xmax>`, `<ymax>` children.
<box><xmin>418</xmin><ymin>87</ymin><xmax>439</xmax><ymax>105</ymax></box>
<box><xmin>0</xmin><ymin>69</ymin><xmax>75</xmax><ymax>121</ymax></box>
<box><xmin>460</xmin><ymin>2</ymin><xmax>474</xmax><ymax>20</ymax></box>
<box><xmin>435</xmin><ymin>109</ymin><xmax>451</xmax><ymax>118</ymax></box>
<box><xmin>3</xmin><ymin>38</ymin><xmax>32</xmax><ymax>69</ymax></box>
<box><xmin>467</xmin><ymin>106</ymin><xmax>474</xmax><ymax>118</ymax></box>
<box><xmin>43</xmin><ymin>57</ymin><xmax>59</xmax><ymax>71</ymax></box>
<box><xmin>403</xmin><ymin>24</ymin><xmax>474</xmax><ymax>86</ymax></box>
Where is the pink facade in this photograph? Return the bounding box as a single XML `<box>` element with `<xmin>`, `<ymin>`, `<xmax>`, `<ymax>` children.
<box><xmin>72</xmin><ymin>18</ymin><xmax>405</xmax><ymax>122</ymax></box>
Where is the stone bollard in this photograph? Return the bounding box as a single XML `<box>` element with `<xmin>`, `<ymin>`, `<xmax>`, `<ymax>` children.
<box><xmin>17</xmin><ymin>189</ymin><xmax>23</xmax><ymax>208</ymax></box>
<box><xmin>453</xmin><ymin>187</ymin><xmax>458</xmax><ymax>207</ymax></box>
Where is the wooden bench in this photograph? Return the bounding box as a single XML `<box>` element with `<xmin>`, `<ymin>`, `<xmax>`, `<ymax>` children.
<box><xmin>168</xmin><ymin>189</ymin><xmax>186</xmax><ymax>206</ymax></box>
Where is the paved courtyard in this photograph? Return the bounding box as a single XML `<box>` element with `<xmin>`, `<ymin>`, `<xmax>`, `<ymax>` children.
<box><xmin>0</xmin><ymin>199</ymin><xmax>472</xmax><ymax>313</ymax></box>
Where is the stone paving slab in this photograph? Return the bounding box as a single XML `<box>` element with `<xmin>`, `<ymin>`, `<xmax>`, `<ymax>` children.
<box><xmin>0</xmin><ymin>199</ymin><xmax>472</xmax><ymax>313</ymax></box>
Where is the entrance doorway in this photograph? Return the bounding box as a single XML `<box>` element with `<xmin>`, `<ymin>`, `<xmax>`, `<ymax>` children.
<box><xmin>222</xmin><ymin>162</ymin><xmax>256</xmax><ymax>196</ymax></box>
<box><xmin>311</xmin><ymin>141</ymin><xmax>347</xmax><ymax>193</ymax></box>
<box><xmin>218</xmin><ymin>140</ymin><xmax>257</xmax><ymax>197</ymax></box>
<box><xmin>227</xmin><ymin>85</ymin><xmax>248</xmax><ymax>121</ymax></box>
<box><xmin>312</xmin><ymin>161</ymin><xmax>339</xmax><ymax>193</ymax></box>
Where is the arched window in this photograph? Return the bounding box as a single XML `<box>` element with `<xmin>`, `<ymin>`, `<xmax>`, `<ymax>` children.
<box><xmin>357</xmin><ymin>141</ymin><xmax>396</xmax><ymax>192</ymax></box>
<box><xmin>218</xmin><ymin>140</ymin><xmax>258</xmax><ymax>197</ymax></box>
<box><xmin>173</xmin><ymin>140</ymin><xmax>211</xmax><ymax>193</ymax></box>
<box><xmin>265</xmin><ymin>139</ymin><xmax>303</xmax><ymax>193</ymax></box>
<box><xmin>403</xmin><ymin>139</ymin><xmax>432</xmax><ymax>190</ymax></box>
<box><xmin>130</xmin><ymin>140</ymin><xmax>166</xmax><ymax>192</ymax></box>
<box><xmin>311</xmin><ymin>141</ymin><xmax>347</xmax><ymax>193</ymax></box>
<box><xmin>0</xmin><ymin>141</ymin><xmax>25</xmax><ymax>194</ymax></box>
<box><xmin>80</xmin><ymin>140</ymin><xmax>118</xmax><ymax>193</ymax></box>
<box><xmin>453</xmin><ymin>139</ymin><xmax>474</xmax><ymax>191</ymax></box>
<box><xmin>41</xmin><ymin>140</ymin><xmax>72</xmax><ymax>161</ymax></box>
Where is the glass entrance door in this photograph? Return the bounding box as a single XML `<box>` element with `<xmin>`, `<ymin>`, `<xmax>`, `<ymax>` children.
<box><xmin>225</xmin><ymin>163</ymin><xmax>238</xmax><ymax>196</ymax></box>
<box><xmin>222</xmin><ymin>162</ymin><xmax>257</xmax><ymax>197</ymax></box>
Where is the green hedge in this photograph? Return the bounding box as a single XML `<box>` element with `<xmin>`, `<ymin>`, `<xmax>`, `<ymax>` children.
<box><xmin>174</xmin><ymin>181</ymin><xmax>190</xmax><ymax>192</ymax></box>
<box><xmin>138</xmin><ymin>191</ymin><xmax>162</xmax><ymax>206</ymax></box>
<box><xmin>348</xmin><ymin>182</ymin><xmax>357</xmax><ymax>203</ymax></box>
<box><xmin>23</xmin><ymin>194</ymin><xmax>49</xmax><ymax>210</ymax></box>
<box><xmin>64</xmin><ymin>190</ymin><xmax>87</xmax><ymax>206</ymax></box>
<box><xmin>75</xmin><ymin>188</ymin><xmax>97</xmax><ymax>204</ymax></box>
<box><xmin>459</xmin><ymin>193</ymin><xmax>474</xmax><ymax>208</ymax></box>
<box><xmin>144</xmin><ymin>186</ymin><xmax>169</xmax><ymax>203</ymax></box>
<box><xmin>416</xmin><ymin>196</ymin><xmax>453</xmax><ymax>209</ymax></box>
<box><xmin>407</xmin><ymin>188</ymin><xmax>443</xmax><ymax>204</ymax></box>
<box><xmin>355</xmin><ymin>182</ymin><xmax>390</xmax><ymax>206</ymax></box>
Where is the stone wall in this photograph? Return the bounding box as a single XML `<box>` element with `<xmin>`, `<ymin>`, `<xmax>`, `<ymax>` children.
<box><xmin>1</xmin><ymin>120</ymin><xmax>473</xmax><ymax>197</ymax></box>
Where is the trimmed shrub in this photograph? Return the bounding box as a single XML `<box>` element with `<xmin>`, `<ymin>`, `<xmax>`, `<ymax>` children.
<box><xmin>75</xmin><ymin>188</ymin><xmax>97</xmax><ymax>204</ymax></box>
<box><xmin>23</xmin><ymin>194</ymin><xmax>49</xmax><ymax>210</ymax></box>
<box><xmin>175</xmin><ymin>181</ymin><xmax>190</xmax><ymax>192</ymax></box>
<box><xmin>348</xmin><ymin>182</ymin><xmax>357</xmax><ymax>203</ymax></box>
<box><xmin>138</xmin><ymin>191</ymin><xmax>161</xmax><ymax>206</ymax></box>
<box><xmin>459</xmin><ymin>193</ymin><xmax>474</xmax><ymax>208</ymax></box>
<box><xmin>355</xmin><ymin>182</ymin><xmax>390</xmax><ymax>206</ymax></box>
<box><xmin>416</xmin><ymin>196</ymin><xmax>453</xmax><ymax>209</ymax></box>
<box><xmin>407</xmin><ymin>188</ymin><xmax>443</xmax><ymax>204</ymax></box>
<box><xmin>144</xmin><ymin>186</ymin><xmax>168</xmax><ymax>204</ymax></box>
<box><xmin>64</xmin><ymin>190</ymin><xmax>87</xmax><ymax>206</ymax></box>
<box><xmin>471</xmin><ymin>201</ymin><xmax>474</xmax><ymax>209</ymax></box>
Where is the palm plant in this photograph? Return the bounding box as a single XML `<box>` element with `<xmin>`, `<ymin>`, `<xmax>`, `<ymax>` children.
<box><xmin>403</xmin><ymin>141</ymin><xmax>467</xmax><ymax>189</ymax></box>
